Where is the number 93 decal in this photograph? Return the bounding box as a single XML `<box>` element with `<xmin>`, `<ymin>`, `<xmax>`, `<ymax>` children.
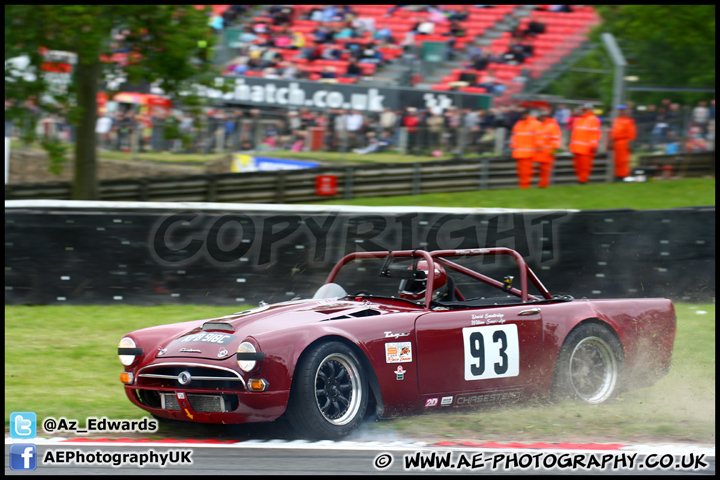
<box><xmin>462</xmin><ymin>325</ymin><xmax>519</xmax><ymax>381</ymax></box>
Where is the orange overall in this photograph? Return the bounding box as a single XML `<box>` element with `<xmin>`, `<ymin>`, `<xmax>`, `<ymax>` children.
<box><xmin>510</xmin><ymin>116</ymin><xmax>541</xmax><ymax>189</ymax></box>
<box><xmin>610</xmin><ymin>116</ymin><xmax>637</xmax><ymax>178</ymax></box>
<box><xmin>569</xmin><ymin>112</ymin><xmax>602</xmax><ymax>183</ymax></box>
<box><xmin>535</xmin><ymin>117</ymin><xmax>562</xmax><ymax>188</ymax></box>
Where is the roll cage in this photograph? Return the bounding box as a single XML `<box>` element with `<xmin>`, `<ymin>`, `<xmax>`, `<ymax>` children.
<box><xmin>325</xmin><ymin>248</ymin><xmax>554</xmax><ymax>310</ymax></box>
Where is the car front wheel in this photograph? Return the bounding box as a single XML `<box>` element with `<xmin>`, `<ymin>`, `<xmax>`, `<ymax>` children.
<box><xmin>553</xmin><ymin>323</ymin><xmax>624</xmax><ymax>404</ymax></box>
<box><xmin>286</xmin><ymin>341</ymin><xmax>369</xmax><ymax>439</ymax></box>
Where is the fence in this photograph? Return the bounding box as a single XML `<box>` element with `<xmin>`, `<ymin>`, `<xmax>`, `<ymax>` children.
<box><xmin>5</xmin><ymin>154</ymin><xmax>613</xmax><ymax>203</ymax></box>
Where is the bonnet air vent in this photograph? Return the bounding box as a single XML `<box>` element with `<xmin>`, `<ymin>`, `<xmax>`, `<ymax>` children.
<box><xmin>202</xmin><ymin>322</ymin><xmax>235</xmax><ymax>332</ymax></box>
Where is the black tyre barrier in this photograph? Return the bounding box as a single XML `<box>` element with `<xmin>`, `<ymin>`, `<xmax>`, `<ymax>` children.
<box><xmin>4</xmin><ymin>201</ymin><xmax>714</xmax><ymax>305</ymax></box>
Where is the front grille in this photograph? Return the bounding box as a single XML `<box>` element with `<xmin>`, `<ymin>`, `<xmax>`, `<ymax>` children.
<box><xmin>188</xmin><ymin>394</ymin><xmax>225</xmax><ymax>412</ymax></box>
<box><xmin>136</xmin><ymin>363</ymin><xmax>246</xmax><ymax>390</ymax></box>
<box><xmin>137</xmin><ymin>390</ymin><xmax>239</xmax><ymax>413</ymax></box>
<box><xmin>161</xmin><ymin>393</ymin><xmax>181</xmax><ymax>411</ymax></box>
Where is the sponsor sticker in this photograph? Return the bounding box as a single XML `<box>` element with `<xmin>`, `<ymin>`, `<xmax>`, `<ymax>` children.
<box><xmin>385</xmin><ymin>342</ymin><xmax>412</xmax><ymax>363</ymax></box>
<box><xmin>441</xmin><ymin>396</ymin><xmax>453</xmax><ymax>406</ymax></box>
<box><xmin>425</xmin><ymin>398</ymin><xmax>439</xmax><ymax>407</ymax></box>
<box><xmin>394</xmin><ymin>365</ymin><xmax>406</xmax><ymax>380</ymax></box>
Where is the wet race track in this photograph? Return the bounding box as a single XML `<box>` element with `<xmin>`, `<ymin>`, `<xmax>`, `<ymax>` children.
<box><xmin>5</xmin><ymin>420</ymin><xmax>715</xmax><ymax>475</ymax></box>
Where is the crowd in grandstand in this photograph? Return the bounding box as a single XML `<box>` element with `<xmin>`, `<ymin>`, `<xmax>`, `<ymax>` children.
<box><xmin>216</xmin><ymin>4</ymin><xmax>580</xmax><ymax>90</ymax></box>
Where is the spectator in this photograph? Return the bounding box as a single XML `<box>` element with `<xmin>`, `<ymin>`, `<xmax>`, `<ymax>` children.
<box><xmin>237</xmin><ymin>26</ymin><xmax>258</xmax><ymax>47</ymax></box>
<box><xmin>413</xmin><ymin>17</ymin><xmax>436</xmax><ymax>34</ymax></box>
<box><xmin>333</xmin><ymin>109</ymin><xmax>349</xmax><ymax>151</ymax></box>
<box><xmin>402</xmin><ymin>107</ymin><xmax>421</xmax><ymax>154</ymax></box>
<box><xmin>271</xmin><ymin>6</ymin><xmax>293</xmax><ymax>26</ymax></box>
<box><xmin>553</xmin><ymin>103</ymin><xmax>571</xmax><ymax>130</ymax></box>
<box><xmin>344</xmin><ymin>58</ymin><xmax>363</xmax><ymax>77</ymax></box>
<box><xmin>685</xmin><ymin>126</ymin><xmax>708</xmax><ymax>151</ymax></box>
<box><xmin>313</xmin><ymin>26</ymin><xmax>335</xmax><ymax>44</ymax></box>
<box><xmin>664</xmin><ymin>130</ymin><xmax>680</xmax><ymax>155</ymax></box>
<box><xmin>569</xmin><ymin>103</ymin><xmax>602</xmax><ymax>184</ymax></box>
<box><xmin>280</xmin><ymin>61</ymin><xmax>298</xmax><ymax>79</ymax></box>
<box><xmin>444</xmin><ymin>106</ymin><xmax>462</xmax><ymax>146</ymax></box>
<box><xmin>359</xmin><ymin>47</ymin><xmax>383</xmax><ymax>64</ymax></box>
<box><xmin>352</xmin><ymin>131</ymin><xmax>388</xmax><ymax>154</ymax></box>
<box><xmin>320</xmin><ymin>66</ymin><xmax>337</xmax><ymax>79</ymax></box>
<box><xmin>379</xmin><ymin>107</ymin><xmax>397</xmax><ymax>135</ymax></box>
<box><xmin>426</xmin><ymin>108</ymin><xmax>446</xmax><ymax>151</ymax></box>
<box><xmin>523</xmin><ymin>20</ymin><xmax>546</xmax><ymax>37</ymax></box>
<box><xmin>96</xmin><ymin>111</ymin><xmax>113</xmax><ymax>149</ymax></box>
<box><xmin>462</xmin><ymin>108</ymin><xmax>480</xmax><ymax>152</ymax></box>
<box><xmin>472</xmin><ymin>52</ymin><xmax>491</xmax><ymax>71</ymax></box>
<box><xmin>346</xmin><ymin>109</ymin><xmax>364</xmax><ymax>149</ymax></box>
<box><xmin>692</xmin><ymin>100</ymin><xmax>710</xmax><ymax>135</ymax></box>
<box><xmin>475</xmin><ymin>72</ymin><xmax>498</xmax><ymax>94</ymax></box>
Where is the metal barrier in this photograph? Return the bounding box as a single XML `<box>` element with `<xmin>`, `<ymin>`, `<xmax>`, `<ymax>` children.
<box><xmin>5</xmin><ymin>154</ymin><xmax>612</xmax><ymax>203</ymax></box>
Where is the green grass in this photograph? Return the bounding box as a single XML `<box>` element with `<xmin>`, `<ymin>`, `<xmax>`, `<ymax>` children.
<box><xmin>310</xmin><ymin>178</ymin><xmax>716</xmax><ymax>210</ymax></box>
<box><xmin>4</xmin><ymin>305</ymin><xmax>239</xmax><ymax>426</ymax></box>
<box><xmin>5</xmin><ymin>303</ymin><xmax>715</xmax><ymax>443</ymax></box>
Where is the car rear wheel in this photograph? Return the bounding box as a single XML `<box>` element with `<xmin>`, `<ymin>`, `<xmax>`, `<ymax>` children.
<box><xmin>286</xmin><ymin>341</ymin><xmax>368</xmax><ymax>439</ymax></box>
<box><xmin>553</xmin><ymin>323</ymin><xmax>623</xmax><ymax>404</ymax></box>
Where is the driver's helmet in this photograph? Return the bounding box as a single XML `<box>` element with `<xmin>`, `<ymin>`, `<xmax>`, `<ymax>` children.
<box><xmin>398</xmin><ymin>260</ymin><xmax>448</xmax><ymax>301</ymax></box>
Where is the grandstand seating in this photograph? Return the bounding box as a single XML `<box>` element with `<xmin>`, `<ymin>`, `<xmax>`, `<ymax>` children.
<box><xmin>226</xmin><ymin>4</ymin><xmax>600</xmax><ymax>102</ymax></box>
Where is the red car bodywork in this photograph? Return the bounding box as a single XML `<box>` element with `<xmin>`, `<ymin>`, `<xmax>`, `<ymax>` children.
<box><xmin>119</xmin><ymin>248</ymin><xmax>676</xmax><ymax>425</ymax></box>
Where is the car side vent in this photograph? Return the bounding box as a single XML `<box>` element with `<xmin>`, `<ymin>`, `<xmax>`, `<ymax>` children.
<box><xmin>202</xmin><ymin>322</ymin><xmax>235</xmax><ymax>332</ymax></box>
<box><xmin>324</xmin><ymin>309</ymin><xmax>381</xmax><ymax>321</ymax></box>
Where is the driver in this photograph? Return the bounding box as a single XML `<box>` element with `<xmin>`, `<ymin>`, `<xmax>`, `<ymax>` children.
<box><xmin>398</xmin><ymin>260</ymin><xmax>448</xmax><ymax>301</ymax></box>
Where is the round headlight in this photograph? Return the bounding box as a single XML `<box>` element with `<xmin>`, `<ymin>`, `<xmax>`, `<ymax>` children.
<box><xmin>237</xmin><ymin>341</ymin><xmax>257</xmax><ymax>372</ymax></box>
<box><xmin>118</xmin><ymin>337</ymin><xmax>137</xmax><ymax>366</ymax></box>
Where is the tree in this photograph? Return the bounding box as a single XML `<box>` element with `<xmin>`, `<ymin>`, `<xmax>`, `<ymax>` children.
<box><xmin>543</xmin><ymin>5</ymin><xmax>715</xmax><ymax>107</ymax></box>
<box><xmin>5</xmin><ymin>5</ymin><xmax>218</xmax><ymax>199</ymax></box>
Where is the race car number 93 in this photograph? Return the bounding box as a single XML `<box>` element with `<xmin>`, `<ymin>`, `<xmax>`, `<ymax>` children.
<box><xmin>462</xmin><ymin>325</ymin><xmax>519</xmax><ymax>381</ymax></box>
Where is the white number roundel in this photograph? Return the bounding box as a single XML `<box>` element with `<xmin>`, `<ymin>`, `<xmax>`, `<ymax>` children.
<box><xmin>462</xmin><ymin>325</ymin><xmax>519</xmax><ymax>381</ymax></box>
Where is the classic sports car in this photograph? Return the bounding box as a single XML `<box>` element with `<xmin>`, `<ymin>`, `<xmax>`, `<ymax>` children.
<box><xmin>118</xmin><ymin>248</ymin><xmax>676</xmax><ymax>439</ymax></box>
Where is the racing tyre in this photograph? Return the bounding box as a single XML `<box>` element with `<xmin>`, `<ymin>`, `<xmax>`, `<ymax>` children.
<box><xmin>286</xmin><ymin>341</ymin><xmax>369</xmax><ymax>439</ymax></box>
<box><xmin>552</xmin><ymin>323</ymin><xmax>624</xmax><ymax>404</ymax></box>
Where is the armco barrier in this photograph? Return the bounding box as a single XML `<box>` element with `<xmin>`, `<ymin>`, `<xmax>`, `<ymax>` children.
<box><xmin>4</xmin><ymin>201</ymin><xmax>714</xmax><ymax>305</ymax></box>
<box><xmin>4</xmin><ymin>155</ymin><xmax>611</xmax><ymax>203</ymax></box>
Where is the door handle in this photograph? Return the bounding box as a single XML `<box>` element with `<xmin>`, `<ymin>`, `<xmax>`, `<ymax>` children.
<box><xmin>518</xmin><ymin>308</ymin><xmax>541</xmax><ymax>316</ymax></box>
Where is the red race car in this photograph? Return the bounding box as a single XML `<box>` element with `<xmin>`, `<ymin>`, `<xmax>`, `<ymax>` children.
<box><xmin>118</xmin><ymin>248</ymin><xmax>676</xmax><ymax>439</ymax></box>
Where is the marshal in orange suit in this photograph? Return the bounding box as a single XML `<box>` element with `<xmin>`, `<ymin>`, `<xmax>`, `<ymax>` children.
<box><xmin>569</xmin><ymin>103</ymin><xmax>602</xmax><ymax>184</ymax></box>
<box><xmin>609</xmin><ymin>104</ymin><xmax>637</xmax><ymax>181</ymax></box>
<box><xmin>535</xmin><ymin>108</ymin><xmax>562</xmax><ymax>188</ymax></box>
<box><xmin>510</xmin><ymin>108</ymin><xmax>541</xmax><ymax>189</ymax></box>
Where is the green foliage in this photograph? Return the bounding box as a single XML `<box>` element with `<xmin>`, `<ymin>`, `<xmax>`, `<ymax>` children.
<box><xmin>40</xmin><ymin>137</ymin><xmax>70</xmax><ymax>175</ymax></box>
<box><xmin>5</xmin><ymin>5</ymin><xmax>221</xmax><ymax>198</ymax></box>
<box><xmin>544</xmin><ymin>5</ymin><xmax>715</xmax><ymax>106</ymax></box>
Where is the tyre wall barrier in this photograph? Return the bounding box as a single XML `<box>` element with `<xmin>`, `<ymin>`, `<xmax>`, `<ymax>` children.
<box><xmin>4</xmin><ymin>200</ymin><xmax>715</xmax><ymax>305</ymax></box>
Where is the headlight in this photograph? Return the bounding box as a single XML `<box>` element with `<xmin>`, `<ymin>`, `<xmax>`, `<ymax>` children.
<box><xmin>237</xmin><ymin>341</ymin><xmax>257</xmax><ymax>372</ymax></box>
<box><xmin>118</xmin><ymin>337</ymin><xmax>138</xmax><ymax>366</ymax></box>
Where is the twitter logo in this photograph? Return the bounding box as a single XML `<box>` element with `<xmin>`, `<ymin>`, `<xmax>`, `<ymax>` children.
<box><xmin>10</xmin><ymin>412</ymin><xmax>36</xmax><ymax>439</ymax></box>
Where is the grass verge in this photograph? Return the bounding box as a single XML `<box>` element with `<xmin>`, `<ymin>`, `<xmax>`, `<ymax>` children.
<box><xmin>310</xmin><ymin>178</ymin><xmax>716</xmax><ymax>210</ymax></box>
